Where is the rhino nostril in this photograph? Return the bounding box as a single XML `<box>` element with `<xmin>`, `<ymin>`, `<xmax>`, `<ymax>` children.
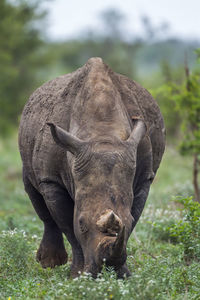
<box><xmin>79</xmin><ymin>216</ymin><xmax>88</xmax><ymax>233</ymax></box>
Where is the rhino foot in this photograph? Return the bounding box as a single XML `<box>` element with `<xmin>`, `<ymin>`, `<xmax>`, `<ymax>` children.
<box><xmin>36</xmin><ymin>243</ymin><xmax>68</xmax><ymax>268</ymax></box>
<box><xmin>69</xmin><ymin>265</ymin><xmax>84</xmax><ymax>278</ymax></box>
<box><xmin>70</xmin><ymin>258</ymin><xmax>85</xmax><ymax>278</ymax></box>
<box><xmin>116</xmin><ymin>263</ymin><xmax>131</xmax><ymax>279</ymax></box>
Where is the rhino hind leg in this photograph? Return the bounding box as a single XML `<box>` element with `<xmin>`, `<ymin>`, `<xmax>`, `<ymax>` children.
<box><xmin>23</xmin><ymin>173</ymin><xmax>68</xmax><ymax>268</ymax></box>
<box><xmin>39</xmin><ymin>182</ymin><xmax>85</xmax><ymax>277</ymax></box>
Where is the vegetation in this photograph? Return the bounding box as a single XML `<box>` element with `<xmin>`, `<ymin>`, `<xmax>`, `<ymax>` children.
<box><xmin>153</xmin><ymin>51</ymin><xmax>200</xmax><ymax>201</ymax></box>
<box><xmin>152</xmin><ymin>196</ymin><xmax>200</xmax><ymax>263</ymax></box>
<box><xmin>0</xmin><ymin>0</ymin><xmax>48</xmax><ymax>135</ymax></box>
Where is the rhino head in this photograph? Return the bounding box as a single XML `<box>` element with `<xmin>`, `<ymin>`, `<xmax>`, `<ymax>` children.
<box><xmin>47</xmin><ymin>120</ymin><xmax>146</xmax><ymax>277</ymax></box>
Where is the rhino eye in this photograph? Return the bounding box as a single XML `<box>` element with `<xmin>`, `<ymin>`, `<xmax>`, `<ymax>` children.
<box><xmin>79</xmin><ymin>216</ymin><xmax>88</xmax><ymax>233</ymax></box>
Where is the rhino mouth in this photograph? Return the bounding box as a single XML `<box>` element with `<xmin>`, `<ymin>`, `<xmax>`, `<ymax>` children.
<box><xmin>83</xmin><ymin>226</ymin><xmax>126</xmax><ymax>278</ymax></box>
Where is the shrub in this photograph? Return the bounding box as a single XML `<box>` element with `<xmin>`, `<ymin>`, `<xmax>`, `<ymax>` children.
<box><xmin>152</xmin><ymin>196</ymin><xmax>200</xmax><ymax>263</ymax></box>
<box><xmin>168</xmin><ymin>196</ymin><xmax>200</xmax><ymax>263</ymax></box>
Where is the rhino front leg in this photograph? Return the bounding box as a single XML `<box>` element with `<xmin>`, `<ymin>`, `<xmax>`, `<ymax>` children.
<box><xmin>131</xmin><ymin>177</ymin><xmax>153</xmax><ymax>229</ymax></box>
<box><xmin>40</xmin><ymin>182</ymin><xmax>84</xmax><ymax>277</ymax></box>
<box><xmin>23</xmin><ymin>174</ymin><xmax>68</xmax><ymax>268</ymax></box>
<box><xmin>36</xmin><ymin>222</ymin><xmax>68</xmax><ymax>268</ymax></box>
<box><xmin>116</xmin><ymin>263</ymin><xmax>131</xmax><ymax>279</ymax></box>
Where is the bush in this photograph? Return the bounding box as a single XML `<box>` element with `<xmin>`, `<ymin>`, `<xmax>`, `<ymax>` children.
<box><xmin>168</xmin><ymin>197</ymin><xmax>200</xmax><ymax>263</ymax></box>
<box><xmin>152</xmin><ymin>196</ymin><xmax>200</xmax><ymax>263</ymax></box>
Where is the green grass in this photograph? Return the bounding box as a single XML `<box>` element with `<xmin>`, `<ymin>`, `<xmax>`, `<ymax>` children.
<box><xmin>0</xmin><ymin>135</ymin><xmax>199</xmax><ymax>300</ymax></box>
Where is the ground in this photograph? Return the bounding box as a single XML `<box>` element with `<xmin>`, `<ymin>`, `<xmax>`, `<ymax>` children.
<box><xmin>0</xmin><ymin>134</ymin><xmax>199</xmax><ymax>300</ymax></box>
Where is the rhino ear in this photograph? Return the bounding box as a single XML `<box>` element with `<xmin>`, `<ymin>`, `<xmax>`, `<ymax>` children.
<box><xmin>127</xmin><ymin>119</ymin><xmax>147</xmax><ymax>147</ymax></box>
<box><xmin>47</xmin><ymin>123</ymin><xmax>84</xmax><ymax>155</ymax></box>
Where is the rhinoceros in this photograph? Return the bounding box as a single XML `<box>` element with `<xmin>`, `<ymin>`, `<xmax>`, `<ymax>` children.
<box><xmin>19</xmin><ymin>57</ymin><xmax>165</xmax><ymax>278</ymax></box>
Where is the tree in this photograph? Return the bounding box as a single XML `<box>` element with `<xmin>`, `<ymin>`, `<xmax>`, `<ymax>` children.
<box><xmin>155</xmin><ymin>50</ymin><xmax>200</xmax><ymax>202</ymax></box>
<box><xmin>176</xmin><ymin>52</ymin><xmax>200</xmax><ymax>202</ymax></box>
<box><xmin>51</xmin><ymin>8</ymin><xmax>143</xmax><ymax>81</ymax></box>
<box><xmin>0</xmin><ymin>0</ymin><xmax>47</xmax><ymax>135</ymax></box>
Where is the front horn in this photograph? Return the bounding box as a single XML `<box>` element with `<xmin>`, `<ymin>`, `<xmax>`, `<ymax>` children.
<box><xmin>111</xmin><ymin>225</ymin><xmax>125</xmax><ymax>258</ymax></box>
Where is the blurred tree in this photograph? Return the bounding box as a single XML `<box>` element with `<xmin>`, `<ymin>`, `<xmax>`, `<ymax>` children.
<box><xmin>141</xmin><ymin>15</ymin><xmax>170</xmax><ymax>41</ymax></box>
<box><xmin>151</xmin><ymin>61</ymin><xmax>185</xmax><ymax>138</ymax></box>
<box><xmin>0</xmin><ymin>0</ymin><xmax>48</xmax><ymax>135</ymax></box>
<box><xmin>154</xmin><ymin>50</ymin><xmax>200</xmax><ymax>202</ymax></box>
<box><xmin>177</xmin><ymin>53</ymin><xmax>200</xmax><ymax>202</ymax></box>
<box><xmin>52</xmin><ymin>8</ymin><xmax>142</xmax><ymax>80</ymax></box>
<box><xmin>99</xmin><ymin>8</ymin><xmax>125</xmax><ymax>40</ymax></box>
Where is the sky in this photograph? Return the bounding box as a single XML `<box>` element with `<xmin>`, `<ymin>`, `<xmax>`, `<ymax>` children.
<box><xmin>44</xmin><ymin>0</ymin><xmax>200</xmax><ymax>41</ymax></box>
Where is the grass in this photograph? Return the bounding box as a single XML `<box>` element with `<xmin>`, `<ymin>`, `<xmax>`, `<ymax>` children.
<box><xmin>0</xmin><ymin>135</ymin><xmax>199</xmax><ymax>300</ymax></box>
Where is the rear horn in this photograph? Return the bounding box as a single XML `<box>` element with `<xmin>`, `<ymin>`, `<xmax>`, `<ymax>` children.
<box><xmin>47</xmin><ymin>122</ymin><xmax>85</xmax><ymax>155</ymax></box>
<box><xmin>126</xmin><ymin>119</ymin><xmax>147</xmax><ymax>147</ymax></box>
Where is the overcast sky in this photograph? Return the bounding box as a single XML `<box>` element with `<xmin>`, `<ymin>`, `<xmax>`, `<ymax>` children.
<box><xmin>44</xmin><ymin>0</ymin><xmax>200</xmax><ymax>41</ymax></box>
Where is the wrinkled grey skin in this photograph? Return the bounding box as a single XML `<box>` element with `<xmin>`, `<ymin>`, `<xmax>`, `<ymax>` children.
<box><xmin>19</xmin><ymin>58</ymin><xmax>165</xmax><ymax>278</ymax></box>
